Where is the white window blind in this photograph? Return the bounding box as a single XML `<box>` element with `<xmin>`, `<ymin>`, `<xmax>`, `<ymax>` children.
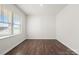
<box><xmin>0</xmin><ymin>5</ymin><xmax>22</xmax><ymax>37</ymax></box>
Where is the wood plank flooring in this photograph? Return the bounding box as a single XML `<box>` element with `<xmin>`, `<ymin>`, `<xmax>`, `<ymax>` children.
<box><xmin>6</xmin><ymin>39</ymin><xmax>77</xmax><ymax>55</ymax></box>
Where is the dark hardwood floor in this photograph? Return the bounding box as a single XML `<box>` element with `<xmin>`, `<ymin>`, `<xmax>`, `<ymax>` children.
<box><xmin>6</xmin><ymin>39</ymin><xmax>77</xmax><ymax>55</ymax></box>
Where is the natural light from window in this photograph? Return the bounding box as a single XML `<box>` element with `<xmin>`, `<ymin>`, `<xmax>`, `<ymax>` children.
<box><xmin>0</xmin><ymin>5</ymin><xmax>22</xmax><ymax>38</ymax></box>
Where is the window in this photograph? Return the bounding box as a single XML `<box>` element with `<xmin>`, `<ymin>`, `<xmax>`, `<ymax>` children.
<box><xmin>0</xmin><ymin>5</ymin><xmax>12</xmax><ymax>36</ymax></box>
<box><xmin>13</xmin><ymin>13</ymin><xmax>21</xmax><ymax>34</ymax></box>
<box><xmin>0</xmin><ymin>5</ymin><xmax>22</xmax><ymax>37</ymax></box>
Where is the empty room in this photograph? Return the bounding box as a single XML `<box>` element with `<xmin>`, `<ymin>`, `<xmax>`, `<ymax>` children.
<box><xmin>0</xmin><ymin>4</ymin><xmax>79</xmax><ymax>55</ymax></box>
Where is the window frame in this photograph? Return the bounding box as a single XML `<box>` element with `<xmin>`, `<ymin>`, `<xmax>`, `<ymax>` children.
<box><xmin>0</xmin><ymin>5</ymin><xmax>22</xmax><ymax>39</ymax></box>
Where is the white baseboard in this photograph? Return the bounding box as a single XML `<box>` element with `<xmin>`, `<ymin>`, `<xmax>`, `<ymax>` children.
<box><xmin>26</xmin><ymin>38</ymin><xmax>56</xmax><ymax>39</ymax></box>
<box><xmin>2</xmin><ymin>39</ymin><xmax>26</xmax><ymax>55</ymax></box>
<box><xmin>57</xmin><ymin>40</ymin><xmax>79</xmax><ymax>55</ymax></box>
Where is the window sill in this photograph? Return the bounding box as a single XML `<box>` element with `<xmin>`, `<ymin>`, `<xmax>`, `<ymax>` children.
<box><xmin>0</xmin><ymin>34</ymin><xmax>20</xmax><ymax>40</ymax></box>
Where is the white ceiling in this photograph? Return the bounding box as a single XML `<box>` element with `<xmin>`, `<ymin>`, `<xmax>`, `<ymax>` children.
<box><xmin>17</xmin><ymin>4</ymin><xmax>67</xmax><ymax>16</ymax></box>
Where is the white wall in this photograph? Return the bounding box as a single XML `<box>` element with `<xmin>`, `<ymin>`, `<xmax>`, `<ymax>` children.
<box><xmin>26</xmin><ymin>15</ymin><xmax>56</xmax><ymax>39</ymax></box>
<box><xmin>0</xmin><ymin>5</ymin><xmax>27</xmax><ymax>54</ymax></box>
<box><xmin>56</xmin><ymin>4</ymin><xmax>79</xmax><ymax>54</ymax></box>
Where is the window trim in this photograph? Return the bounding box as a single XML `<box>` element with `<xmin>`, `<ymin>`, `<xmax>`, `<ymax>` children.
<box><xmin>0</xmin><ymin>34</ymin><xmax>21</xmax><ymax>40</ymax></box>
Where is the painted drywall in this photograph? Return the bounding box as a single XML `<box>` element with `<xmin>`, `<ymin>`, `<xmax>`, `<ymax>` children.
<box><xmin>26</xmin><ymin>15</ymin><xmax>56</xmax><ymax>39</ymax></box>
<box><xmin>56</xmin><ymin>5</ymin><xmax>79</xmax><ymax>54</ymax></box>
<box><xmin>0</xmin><ymin>5</ymin><xmax>27</xmax><ymax>54</ymax></box>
